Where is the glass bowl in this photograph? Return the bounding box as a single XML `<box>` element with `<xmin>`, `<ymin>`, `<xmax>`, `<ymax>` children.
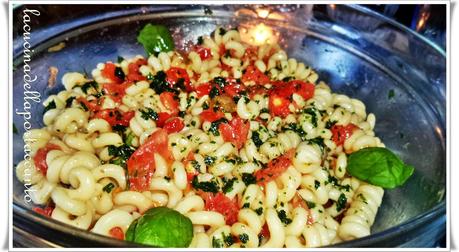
<box><xmin>12</xmin><ymin>4</ymin><xmax>446</xmax><ymax>248</ymax></box>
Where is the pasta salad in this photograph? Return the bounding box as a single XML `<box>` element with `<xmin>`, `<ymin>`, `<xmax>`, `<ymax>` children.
<box><xmin>16</xmin><ymin>25</ymin><xmax>414</xmax><ymax>248</ymax></box>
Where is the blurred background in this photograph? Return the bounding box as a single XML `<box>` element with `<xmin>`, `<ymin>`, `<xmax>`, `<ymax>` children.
<box><xmin>363</xmin><ymin>4</ymin><xmax>446</xmax><ymax>50</ymax></box>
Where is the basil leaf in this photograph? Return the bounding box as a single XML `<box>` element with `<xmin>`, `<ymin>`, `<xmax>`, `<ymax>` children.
<box><xmin>347</xmin><ymin>147</ymin><xmax>414</xmax><ymax>189</ymax></box>
<box><xmin>137</xmin><ymin>24</ymin><xmax>175</xmax><ymax>56</ymax></box>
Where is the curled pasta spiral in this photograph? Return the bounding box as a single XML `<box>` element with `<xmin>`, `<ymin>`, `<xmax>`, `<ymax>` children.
<box><xmin>338</xmin><ymin>184</ymin><xmax>384</xmax><ymax>241</ymax></box>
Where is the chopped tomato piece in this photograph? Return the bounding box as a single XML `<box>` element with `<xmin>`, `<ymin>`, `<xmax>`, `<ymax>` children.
<box><xmin>331</xmin><ymin>124</ymin><xmax>359</xmax><ymax>146</ymax></box>
<box><xmin>255</xmin><ymin>149</ymin><xmax>295</xmax><ymax>184</ymax></box>
<box><xmin>291</xmin><ymin>194</ymin><xmax>314</xmax><ymax>225</ymax></box>
<box><xmin>247</xmin><ymin>85</ymin><xmax>268</xmax><ymax>98</ymax></box>
<box><xmin>109</xmin><ymin>227</ymin><xmax>124</xmax><ymax>240</ymax></box>
<box><xmin>33</xmin><ymin>143</ymin><xmax>61</xmax><ymax>175</ymax></box>
<box><xmin>195</xmin><ymin>83</ymin><xmax>212</xmax><ymax>97</ymax></box>
<box><xmin>218</xmin><ymin>117</ymin><xmax>250</xmax><ymax>149</ymax></box>
<box><xmin>201</xmin><ymin>192</ymin><xmax>239</xmax><ymax>225</ymax></box>
<box><xmin>163</xmin><ymin>117</ymin><xmax>184</xmax><ymax>133</ymax></box>
<box><xmin>127</xmin><ymin>129</ymin><xmax>172</xmax><ymax>191</ymax></box>
<box><xmin>126</xmin><ymin>59</ymin><xmax>147</xmax><ymax>82</ymax></box>
<box><xmin>33</xmin><ymin>206</ymin><xmax>54</xmax><ymax>217</ymax></box>
<box><xmin>223</xmin><ymin>80</ymin><xmax>246</xmax><ymax>97</ymax></box>
<box><xmin>101</xmin><ymin>63</ymin><xmax>123</xmax><ymax>84</ymax></box>
<box><xmin>218</xmin><ymin>43</ymin><xmax>226</xmax><ymax>56</ymax></box>
<box><xmin>194</xmin><ymin>45</ymin><xmax>212</xmax><ymax>60</ymax></box>
<box><xmin>242</xmin><ymin>46</ymin><xmax>258</xmax><ymax>64</ymax></box>
<box><xmin>102</xmin><ymin>81</ymin><xmax>132</xmax><ymax>103</ymax></box>
<box><xmin>156</xmin><ymin>112</ymin><xmax>172</xmax><ymax>128</ymax></box>
<box><xmin>242</xmin><ymin>65</ymin><xmax>270</xmax><ymax>85</ymax></box>
<box><xmin>165</xmin><ymin>67</ymin><xmax>192</xmax><ymax>91</ymax></box>
<box><xmin>268</xmin><ymin>94</ymin><xmax>290</xmax><ymax>118</ymax></box>
<box><xmin>259</xmin><ymin>223</ymin><xmax>270</xmax><ymax>239</ymax></box>
<box><xmin>93</xmin><ymin>109</ymin><xmax>135</xmax><ymax>127</ymax></box>
<box><xmin>290</xmin><ymin>80</ymin><xmax>315</xmax><ymax>100</ymax></box>
<box><xmin>200</xmin><ymin>109</ymin><xmax>225</xmax><ymax>122</ymax></box>
<box><xmin>159</xmin><ymin>92</ymin><xmax>179</xmax><ymax>114</ymax></box>
<box><xmin>77</xmin><ymin>97</ymin><xmax>103</xmax><ymax>112</ymax></box>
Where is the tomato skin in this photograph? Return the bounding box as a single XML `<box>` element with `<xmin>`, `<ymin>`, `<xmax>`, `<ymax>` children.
<box><xmin>127</xmin><ymin>129</ymin><xmax>172</xmax><ymax>191</ymax></box>
<box><xmin>101</xmin><ymin>63</ymin><xmax>123</xmax><ymax>84</ymax></box>
<box><xmin>159</xmin><ymin>92</ymin><xmax>179</xmax><ymax>114</ymax></box>
<box><xmin>259</xmin><ymin>223</ymin><xmax>270</xmax><ymax>239</ymax></box>
<box><xmin>194</xmin><ymin>45</ymin><xmax>212</xmax><ymax>60</ymax></box>
<box><xmin>109</xmin><ymin>227</ymin><xmax>124</xmax><ymax>240</ymax></box>
<box><xmin>33</xmin><ymin>206</ymin><xmax>54</xmax><ymax>217</ymax></box>
<box><xmin>126</xmin><ymin>59</ymin><xmax>147</xmax><ymax>82</ymax></box>
<box><xmin>268</xmin><ymin>94</ymin><xmax>290</xmax><ymax>118</ymax></box>
<box><xmin>102</xmin><ymin>81</ymin><xmax>132</xmax><ymax>103</ymax></box>
<box><xmin>242</xmin><ymin>65</ymin><xmax>270</xmax><ymax>85</ymax></box>
<box><xmin>195</xmin><ymin>84</ymin><xmax>212</xmax><ymax>97</ymax></box>
<box><xmin>77</xmin><ymin>97</ymin><xmax>103</xmax><ymax>112</ymax></box>
<box><xmin>255</xmin><ymin>149</ymin><xmax>295</xmax><ymax>184</ymax></box>
<box><xmin>218</xmin><ymin>117</ymin><xmax>250</xmax><ymax>149</ymax></box>
<box><xmin>223</xmin><ymin>80</ymin><xmax>246</xmax><ymax>97</ymax></box>
<box><xmin>163</xmin><ymin>117</ymin><xmax>184</xmax><ymax>133</ymax></box>
<box><xmin>33</xmin><ymin>143</ymin><xmax>61</xmax><ymax>175</ymax></box>
<box><xmin>331</xmin><ymin>124</ymin><xmax>358</xmax><ymax>146</ymax></box>
<box><xmin>291</xmin><ymin>194</ymin><xmax>314</xmax><ymax>225</ymax></box>
<box><xmin>218</xmin><ymin>44</ymin><xmax>226</xmax><ymax>56</ymax></box>
<box><xmin>200</xmin><ymin>109</ymin><xmax>225</xmax><ymax>122</ymax></box>
<box><xmin>291</xmin><ymin>80</ymin><xmax>315</xmax><ymax>100</ymax></box>
<box><xmin>156</xmin><ymin>112</ymin><xmax>172</xmax><ymax>128</ymax></box>
<box><xmin>166</xmin><ymin>67</ymin><xmax>192</xmax><ymax>91</ymax></box>
<box><xmin>93</xmin><ymin>109</ymin><xmax>135</xmax><ymax>127</ymax></box>
<box><xmin>201</xmin><ymin>192</ymin><xmax>239</xmax><ymax>225</ymax></box>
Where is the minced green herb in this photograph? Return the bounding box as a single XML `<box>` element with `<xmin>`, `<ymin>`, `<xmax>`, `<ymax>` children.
<box><xmin>65</xmin><ymin>97</ymin><xmax>76</xmax><ymax>108</ymax></box>
<box><xmin>125</xmin><ymin>132</ymin><xmax>136</xmax><ymax>146</ymax></box>
<box><xmin>117</xmin><ymin>56</ymin><xmax>125</xmax><ymax>63</ymax></box>
<box><xmin>149</xmin><ymin>71</ymin><xmax>178</xmax><ymax>95</ymax></box>
<box><xmin>222</xmin><ymin>177</ymin><xmax>237</xmax><ymax>193</ymax></box>
<box><xmin>204</xmin><ymin>156</ymin><xmax>217</xmax><ymax>166</ymax></box>
<box><xmin>306</xmin><ymin>200</ymin><xmax>316</xmax><ymax>209</ymax></box>
<box><xmin>251</xmin><ymin>131</ymin><xmax>264</xmax><ymax>147</ymax></box>
<box><xmin>209</xmin><ymin>86</ymin><xmax>220</xmax><ymax>98</ymax></box>
<box><xmin>108</xmin><ymin>144</ymin><xmax>136</xmax><ymax>168</ymax></box>
<box><xmin>314</xmin><ymin>180</ymin><xmax>320</xmax><ymax>189</ymax></box>
<box><xmin>218</xmin><ymin>27</ymin><xmax>227</xmax><ymax>36</ymax></box>
<box><xmin>81</xmin><ymin>80</ymin><xmax>98</xmax><ymax>94</ymax></box>
<box><xmin>102</xmin><ymin>182</ymin><xmax>115</xmax><ymax>193</ymax></box>
<box><xmin>43</xmin><ymin>100</ymin><xmax>56</xmax><ymax>114</ymax></box>
<box><xmin>239</xmin><ymin>233</ymin><xmax>249</xmax><ymax>244</ymax></box>
<box><xmin>303</xmin><ymin>107</ymin><xmax>318</xmax><ymax>127</ymax></box>
<box><xmin>255</xmin><ymin>207</ymin><xmax>263</xmax><ymax>215</ymax></box>
<box><xmin>191</xmin><ymin>176</ymin><xmax>219</xmax><ymax>193</ymax></box>
<box><xmin>307</xmin><ymin>137</ymin><xmax>325</xmax><ymax>152</ymax></box>
<box><xmin>242</xmin><ymin>202</ymin><xmax>250</xmax><ymax>208</ymax></box>
<box><xmin>241</xmin><ymin>173</ymin><xmax>256</xmax><ymax>186</ymax></box>
<box><xmin>212</xmin><ymin>237</ymin><xmax>224</xmax><ymax>248</ymax></box>
<box><xmin>277</xmin><ymin>210</ymin><xmax>292</xmax><ymax>225</ymax></box>
<box><xmin>336</xmin><ymin>193</ymin><xmax>347</xmax><ymax>212</ymax></box>
<box><xmin>223</xmin><ymin>233</ymin><xmax>234</xmax><ymax>246</ymax></box>
<box><xmin>213</xmin><ymin>77</ymin><xmax>226</xmax><ymax>88</ymax></box>
<box><xmin>197</xmin><ymin>36</ymin><xmax>204</xmax><ymax>45</ymax></box>
<box><xmin>209</xmin><ymin>118</ymin><xmax>228</xmax><ymax>136</ymax></box>
<box><xmin>140</xmin><ymin>108</ymin><xmax>158</xmax><ymax>121</ymax></box>
<box><xmin>325</xmin><ymin>120</ymin><xmax>337</xmax><ymax>129</ymax></box>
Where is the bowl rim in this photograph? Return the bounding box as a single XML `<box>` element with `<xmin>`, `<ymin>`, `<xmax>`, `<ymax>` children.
<box><xmin>11</xmin><ymin>3</ymin><xmax>447</xmax><ymax>248</ymax></box>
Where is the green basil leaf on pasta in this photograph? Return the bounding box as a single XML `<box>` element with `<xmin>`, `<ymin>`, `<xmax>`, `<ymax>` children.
<box><xmin>125</xmin><ymin>207</ymin><xmax>193</xmax><ymax>247</ymax></box>
<box><xmin>137</xmin><ymin>24</ymin><xmax>174</xmax><ymax>56</ymax></box>
<box><xmin>347</xmin><ymin>147</ymin><xmax>414</xmax><ymax>189</ymax></box>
